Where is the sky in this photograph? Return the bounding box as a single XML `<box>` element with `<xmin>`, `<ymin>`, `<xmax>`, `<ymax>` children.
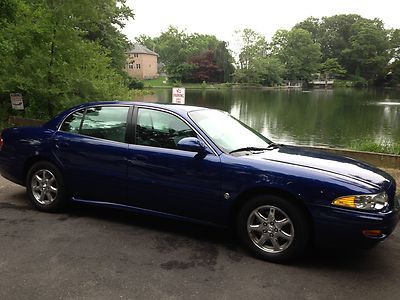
<box><xmin>122</xmin><ymin>0</ymin><xmax>400</xmax><ymax>54</ymax></box>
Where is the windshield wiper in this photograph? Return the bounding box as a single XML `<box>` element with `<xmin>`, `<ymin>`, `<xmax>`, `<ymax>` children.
<box><xmin>268</xmin><ymin>142</ymin><xmax>280</xmax><ymax>148</ymax></box>
<box><xmin>229</xmin><ymin>146</ymin><xmax>274</xmax><ymax>154</ymax></box>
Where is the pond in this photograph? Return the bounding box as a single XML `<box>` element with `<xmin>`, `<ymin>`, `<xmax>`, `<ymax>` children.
<box><xmin>134</xmin><ymin>88</ymin><xmax>400</xmax><ymax>148</ymax></box>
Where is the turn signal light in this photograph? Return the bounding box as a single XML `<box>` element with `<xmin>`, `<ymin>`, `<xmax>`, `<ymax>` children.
<box><xmin>362</xmin><ymin>230</ymin><xmax>383</xmax><ymax>238</ymax></box>
<box><xmin>332</xmin><ymin>196</ymin><xmax>355</xmax><ymax>208</ymax></box>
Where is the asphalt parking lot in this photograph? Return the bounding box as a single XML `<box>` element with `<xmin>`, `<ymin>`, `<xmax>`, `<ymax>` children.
<box><xmin>1</xmin><ymin>174</ymin><xmax>400</xmax><ymax>300</ymax></box>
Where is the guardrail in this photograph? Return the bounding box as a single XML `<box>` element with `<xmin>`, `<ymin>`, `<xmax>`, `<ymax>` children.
<box><xmin>304</xmin><ymin>146</ymin><xmax>400</xmax><ymax>169</ymax></box>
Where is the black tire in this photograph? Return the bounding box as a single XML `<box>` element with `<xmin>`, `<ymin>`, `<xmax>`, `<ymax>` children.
<box><xmin>26</xmin><ymin>161</ymin><xmax>67</xmax><ymax>212</ymax></box>
<box><xmin>237</xmin><ymin>194</ymin><xmax>310</xmax><ymax>263</ymax></box>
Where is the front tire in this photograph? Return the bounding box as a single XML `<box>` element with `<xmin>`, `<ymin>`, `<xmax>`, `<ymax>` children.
<box><xmin>26</xmin><ymin>161</ymin><xmax>67</xmax><ymax>212</ymax></box>
<box><xmin>237</xmin><ymin>194</ymin><xmax>310</xmax><ymax>263</ymax></box>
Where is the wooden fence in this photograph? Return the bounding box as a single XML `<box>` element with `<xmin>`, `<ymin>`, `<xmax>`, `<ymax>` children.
<box><xmin>8</xmin><ymin>116</ymin><xmax>45</xmax><ymax>127</ymax></box>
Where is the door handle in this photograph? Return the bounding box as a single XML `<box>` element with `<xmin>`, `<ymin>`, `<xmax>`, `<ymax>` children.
<box><xmin>127</xmin><ymin>155</ymin><xmax>148</xmax><ymax>166</ymax></box>
<box><xmin>135</xmin><ymin>154</ymin><xmax>148</xmax><ymax>162</ymax></box>
<box><xmin>54</xmin><ymin>141</ymin><xmax>70</xmax><ymax>149</ymax></box>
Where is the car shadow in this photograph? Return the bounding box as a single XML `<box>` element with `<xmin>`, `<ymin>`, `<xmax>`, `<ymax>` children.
<box><xmin>65</xmin><ymin>201</ymin><xmax>238</xmax><ymax>245</ymax></box>
<box><xmin>61</xmin><ymin>202</ymin><xmax>393</xmax><ymax>271</ymax></box>
<box><xmin>3</xmin><ymin>191</ymin><xmax>393</xmax><ymax>271</ymax></box>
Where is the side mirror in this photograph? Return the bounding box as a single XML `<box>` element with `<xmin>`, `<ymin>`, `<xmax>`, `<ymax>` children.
<box><xmin>177</xmin><ymin>137</ymin><xmax>206</xmax><ymax>153</ymax></box>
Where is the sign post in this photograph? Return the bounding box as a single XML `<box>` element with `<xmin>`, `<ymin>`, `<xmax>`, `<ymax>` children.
<box><xmin>10</xmin><ymin>93</ymin><xmax>24</xmax><ymax>110</ymax></box>
<box><xmin>172</xmin><ymin>87</ymin><xmax>185</xmax><ymax>104</ymax></box>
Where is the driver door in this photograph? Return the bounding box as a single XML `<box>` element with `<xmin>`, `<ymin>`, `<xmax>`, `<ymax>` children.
<box><xmin>125</xmin><ymin>107</ymin><xmax>222</xmax><ymax>223</ymax></box>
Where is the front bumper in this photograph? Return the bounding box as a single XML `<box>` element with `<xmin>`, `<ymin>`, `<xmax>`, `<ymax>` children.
<box><xmin>311</xmin><ymin>199</ymin><xmax>400</xmax><ymax>247</ymax></box>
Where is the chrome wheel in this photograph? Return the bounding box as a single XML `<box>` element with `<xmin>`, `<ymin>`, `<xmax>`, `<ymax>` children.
<box><xmin>30</xmin><ymin>169</ymin><xmax>58</xmax><ymax>205</ymax></box>
<box><xmin>247</xmin><ymin>205</ymin><xmax>294</xmax><ymax>254</ymax></box>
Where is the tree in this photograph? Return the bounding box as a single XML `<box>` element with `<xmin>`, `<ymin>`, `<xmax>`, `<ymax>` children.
<box><xmin>272</xmin><ymin>29</ymin><xmax>321</xmax><ymax>81</ymax></box>
<box><xmin>233</xmin><ymin>28</ymin><xmax>283</xmax><ymax>85</ymax></box>
<box><xmin>135</xmin><ymin>34</ymin><xmax>158</xmax><ymax>51</ymax></box>
<box><xmin>386</xmin><ymin>29</ymin><xmax>400</xmax><ymax>85</ymax></box>
<box><xmin>318</xmin><ymin>14</ymin><xmax>363</xmax><ymax>63</ymax></box>
<box><xmin>235</xmin><ymin>28</ymin><xmax>268</xmax><ymax>70</ymax></box>
<box><xmin>294</xmin><ymin>17</ymin><xmax>321</xmax><ymax>43</ymax></box>
<box><xmin>188</xmin><ymin>50</ymin><xmax>222</xmax><ymax>83</ymax></box>
<box><xmin>215</xmin><ymin>41</ymin><xmax>235</xmax><ymax>82</ymax></box>
<box><xmin>136</xmin><ymin>27</ymin><xmax>234</xmax><ymax>82</ymax></box>
<box><xmin>76</xmin><ymin>0</ymin><xmax>134</xmax><ymax>72</ymax></box>
<box><xmin>319</xmin><ymin>58</ymin><xmax>346</xmax><ymax>82</ymax></box>
<box><xmin>255</xmin><ymin>57</ymin><xmax>285</xmax><ymax>86</ymax></box>
<box><xmin>0</xmin><ymin>0</ymin><xmax>133</xmax><ymax>118</ymax></box>
<box><xmin>295</xmin><ymin>14</ymin><xmax>392</xmax><ymax>83</ymax></box>
<box><xmin>342</xmin><ymin>18</ymin><xmax>390</xmax><ymax>82</ymax></box>
<box><xmin>390</xmin><ymin>29</ymin><xmax>400</xmax><ymax>61</ymax></box>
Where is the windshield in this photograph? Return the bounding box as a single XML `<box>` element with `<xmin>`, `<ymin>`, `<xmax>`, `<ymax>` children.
<box><xmin>189</xmin><ymin>109</ymin><xmax>272</xmax><ymax>153</ymax></box>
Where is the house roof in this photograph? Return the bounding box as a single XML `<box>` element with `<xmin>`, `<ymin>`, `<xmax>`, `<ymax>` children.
<box><xmin>127</xmin><ymin>44</ymin><xmax>158</xmax><ymax>56</ymax></box>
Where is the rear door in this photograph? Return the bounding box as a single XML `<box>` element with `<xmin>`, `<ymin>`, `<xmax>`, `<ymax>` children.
<box><xmin>52</xmin><ymin>105</ymin><xmax>131</xmax><ymax>203</ymax></box>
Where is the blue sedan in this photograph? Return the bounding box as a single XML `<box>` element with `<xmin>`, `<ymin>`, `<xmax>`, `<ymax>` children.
<box><xmin>0</xmin><ymin>101</ymin><xmax>398</xmax><ymax>262</ymax></box>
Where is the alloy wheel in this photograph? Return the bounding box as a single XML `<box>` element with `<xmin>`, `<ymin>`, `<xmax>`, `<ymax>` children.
<box><xmin>247</xmin><ymin>205</ymin><xmax>294</xmax><ymax>253</ymax></box>
<box><xmin>30</xmin><ymin>169</ymin><xmax>58</xmax><ymax>205</ymax></box>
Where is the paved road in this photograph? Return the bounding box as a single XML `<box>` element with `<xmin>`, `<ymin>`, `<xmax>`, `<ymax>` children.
<box><xmin>1</xmin><ymin>175</ymin><xmax>400</xmax><ymax>300</ymax></box>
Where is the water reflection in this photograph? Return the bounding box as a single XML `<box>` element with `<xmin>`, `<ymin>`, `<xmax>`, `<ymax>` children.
<box><xmin>131</xmin><ymin>88</ymin><xmax>400</xmax><ymax>148</ymax></box>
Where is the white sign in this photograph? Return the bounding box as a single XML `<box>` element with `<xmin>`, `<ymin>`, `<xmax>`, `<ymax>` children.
<box><xmin>172</xmin><ymin>87</ymin><xmax>185</xmax><ymax>104</ymax></box>
<box><xmin>10</xmin><ymin>93</ymin><xmax>24</xmax><ymax>110</ymax></box>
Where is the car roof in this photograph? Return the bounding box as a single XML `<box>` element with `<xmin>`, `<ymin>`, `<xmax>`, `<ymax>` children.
<box><xmin>84</xmin><ymin>101</ymin><xmax>209</xmax><ymax>114</ymax></box>
<box><xmin>44</xmin><ymin>101</ymin><xmax>212</xmax><ymax>130</ymax></box>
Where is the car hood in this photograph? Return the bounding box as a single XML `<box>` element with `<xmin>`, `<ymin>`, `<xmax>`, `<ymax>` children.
<box><xmin>247</xmin><ymin>145</ymin><xmax>393</xmax><ymax>190</ymax></box>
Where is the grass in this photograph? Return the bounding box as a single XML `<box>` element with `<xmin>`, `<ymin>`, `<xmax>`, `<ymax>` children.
<box><xmin>143</xmin><ymin>76</ymin><xmax>232</xmax><ymax>89</ymax></box>
<box><xmin>349</xmin><ymin>140</ymin><xmax>400</xmax><ymax>155</ymax></box>
<box><xmin>144</xmin><ymin>77</ymin><xmax>169</xmax><ymax>87</ymax></box>
<box><xmin>127</xmin><ymin>89</ymin><xmax>155</xmax><ymax>98</ymax></box>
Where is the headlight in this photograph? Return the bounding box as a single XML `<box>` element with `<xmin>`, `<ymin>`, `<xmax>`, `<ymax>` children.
<box><xmin>332</xmin><ymin>192</ymin><xmax>388</xmax><ymax>211</ymax></box>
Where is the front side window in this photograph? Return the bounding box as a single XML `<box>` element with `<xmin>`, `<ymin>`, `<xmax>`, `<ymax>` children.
<box><xmin>60</xmin><ymin>109</ymin><xmax>84</xmax><ymax>133</ymax></box>
<box><xmin>136</xmin><ymin>108</ymin><xmax>196</xmax><ymax>149</ymax></box>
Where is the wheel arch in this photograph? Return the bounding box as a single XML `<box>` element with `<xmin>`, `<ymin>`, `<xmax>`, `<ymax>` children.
<box><xmin>230</xmin><ymin>186</ymin><xmax>315</xmax><ymax>238</ymax></box>
<box><xmin>23</xmin><ymin>155</ymin><xmax>61</xmax><ymax>183</ymax></box>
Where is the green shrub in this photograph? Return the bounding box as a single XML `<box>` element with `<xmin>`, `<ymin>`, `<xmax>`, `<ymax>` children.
<box><xmin>128</xmin><ymin>78</ymin><xmax>144</xmax><ymax>90</ymax></box>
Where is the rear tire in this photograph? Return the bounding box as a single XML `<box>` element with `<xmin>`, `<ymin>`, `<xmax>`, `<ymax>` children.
<box><xmin>26</xmin><ymin>161</ymin><xmax>67</xmax><ymax>212</ymax></box>
<box><xmin>237</xmin><ymin>194</ymin><xmax>310</xmax><ymax>263</ymax></box>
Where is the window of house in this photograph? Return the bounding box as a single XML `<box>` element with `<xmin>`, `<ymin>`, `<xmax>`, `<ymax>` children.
<box><xmin>60</xmin><ymin>109</ymin><xmax>84</xmax><ymax>133</ymax></box>
<box><xmin>134</xmin><ymin>53</ymin><xmax>139</xmax><ymax>58</ymax></box>
<box><xmin>128</xmin><ymin>62</ymin><xmax>134</xmax><ymax>69</ymax></box>
<box><xmin>136</xmin><ymin>64</ymin><xmax>141</xmax><ymax>69</ymax></box>
<box><xmin>136</xmin><ymin>108</ymin><xmax>196</xmax><ymax>149</ymax></box>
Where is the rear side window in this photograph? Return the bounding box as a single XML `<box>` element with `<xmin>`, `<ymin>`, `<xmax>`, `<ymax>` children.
<box><xmin>60</xmin><ymin>109</ymin><xmax>84</xmax><ymax>133</ymax></box>
<box><xmin>60</xmin><ymin>106</ymin><xmax>129</xmax><ymax>143</ymax></box>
